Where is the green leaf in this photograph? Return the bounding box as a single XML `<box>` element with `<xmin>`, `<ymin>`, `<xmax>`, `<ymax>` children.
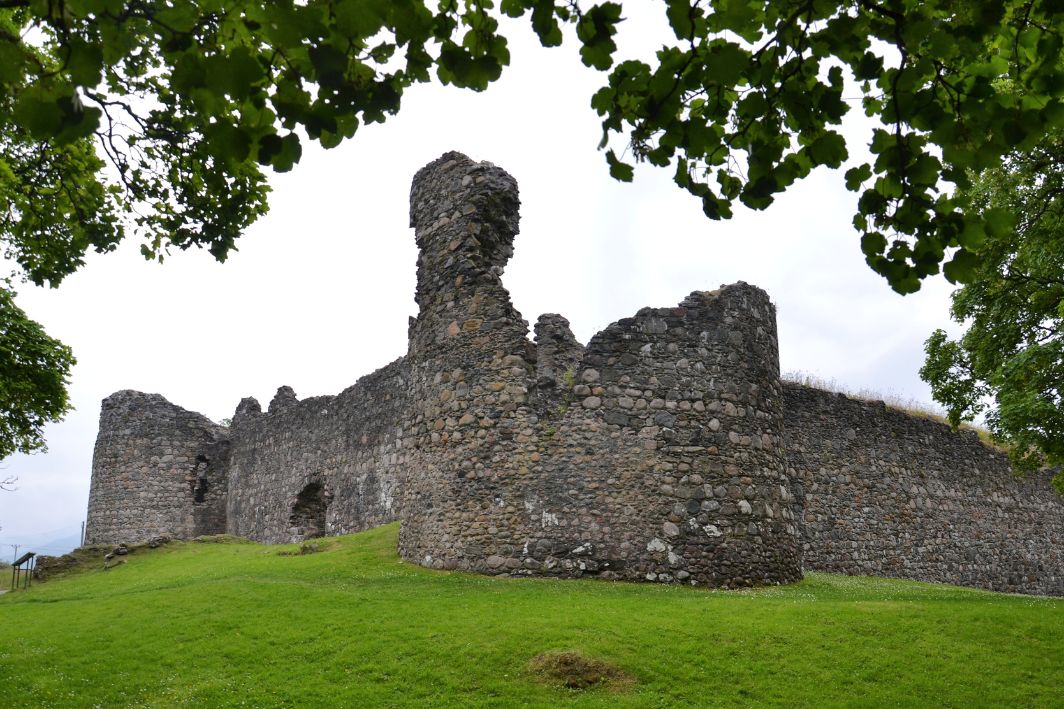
<box><xmin>530</xmin><ymin>0</ymin><xmax>563</xmax><ymax>47</ymax></box>
<box><xmin>982</xmin><ymin>208</ymin><xmax>1014</xmax><ymax>239</ymax></box>
<box><xmin>966</xmin><ymin>54</ymin><xmax>1009</xmax><ymax>78</ymax></box>
<box><xmin>55</xmin><ymin>98</ymin><xmax>101</xmax><ymax>142</ymax></box>
<box><xmin>705</xmin><ymin>41</ymin><xmax>748</xmax><ymax>87</ymax></box>
<box><xmin>13</xmin><ymin>91</ymin><xmax>66</xmax><ymax>140</ymax></box>
<box><xmin>500</xmin><ymin>0</ymin><xmax>528</xmax><ymax>18</ymax></box>
<box><xmin>333</xmin><ymin>0</ymin><xmax>391</xmax><ymax>37</ymax></box>
<box><xmin>956</xmin><ymin>218</ymin><xmax>986</xmax><ymax>252</ymax></box>
<box><xmin>580</xmin><ymin>42</ymin><xmax>615</xmax><ymax>71</ymax></box>
<box><xmin>309</xmin><ymin>44</ymin><xmax>348</xmax><ymax>87</ymax></box>
<box><xmin>710</xmin><ymin>0</ymin><xmax>759</xmax><ymax>36</ymax></box>
<box><xmin>273</xmin><ymin>133</ymin><xmax>302</xmax><ymax>172</ymax></box>
<box><xmin>860</xmin><ymin>231</ymin><xmax>887</xmax><ymax>258</ymax></box>
<box><xmin>806</xmin><ymin>132</ymin><xmax>847</xmax><ymax>167</ymax></box>
<box><xmin>171</xmin><ymin>54</ymin><xmax>207</xmax><ymax>93</ymax></box>
<box><xmin>205</xmin><ymin>123</ymin><xmax>252</xmax><ymax>164</ymax></box>
<box><xmin>845</xmin><ymin>164</ymin><xmax>872</xmax><ymax>191</ymax></box>
<box><xmin>225</xmin><ymin>47</ymin><xmax>266</xmax><ymax>99</ymax></box>
<box><xmin>942</xmin><ymin>248</ymin><xmax>980</xmax><ymax>284</ymax></box>
<box><xmin>577</xmin><ymin>5</ymin><xmax>621</xmax><ymax>71</ymax></box>
<box><xmin>0</xmin><ymin>41</ymin><xmax>26</xmax><ymax>84</ymax></box>
<box><xmin>67</xmin><ymin>40</ymin><xmax>105</xmax><ymax>87</ymax></box>
<box><xmin>666</xmin><ymin>0</ymin><xmax>694</xmax><ymax>40</ymax></box>
<box><xmin>851</xmin><ymin>52</ymin><xmax>885</xmax><ymax>80</ymax></box>
<box><xmin>606</xmin><ymin>149</ymin><xmax>633</xmax><ymax>182</ymax></box>
<box><xmin>257</xmin><ymin>133</ymin><xmax>283</xmax><ymax>165</ymax></box>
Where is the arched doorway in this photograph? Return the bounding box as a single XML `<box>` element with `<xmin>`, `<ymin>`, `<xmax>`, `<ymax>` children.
<box><xmin>289</xmin><ymin>482</ymin><xmax>329</xmax><ymax>542</ymax></box>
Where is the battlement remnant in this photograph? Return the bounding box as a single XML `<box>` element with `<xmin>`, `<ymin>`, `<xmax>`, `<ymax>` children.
<box><xmin>85</xmin><ymin>152</ymin><xmax>1064</xmax><ymax>595</ymax></box>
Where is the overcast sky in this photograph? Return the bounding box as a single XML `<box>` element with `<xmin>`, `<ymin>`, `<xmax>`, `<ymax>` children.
<box><xmin>0</xmin><ymin>9</ymin><xmax>962</xmax><ymax>551</ymax></box>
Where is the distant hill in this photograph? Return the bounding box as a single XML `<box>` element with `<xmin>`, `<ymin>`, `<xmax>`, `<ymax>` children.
<box><xmin>1</xmin><ymin>527</ymin><xmax>82</xmax><ymax>558</ymax></box>
<box><xmin>33</xmin><ymin>532</ymin><xmax>82</xmax><ymax>556</ymax></box>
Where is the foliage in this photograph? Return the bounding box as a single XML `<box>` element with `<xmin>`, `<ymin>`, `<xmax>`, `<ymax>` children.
<box><xmin>1</xmin><ymin>524</ymin><xmax>1062</xmax><ymax>706</ymax></box>
<box><xmin>592</xmin><ymin>1</ymin><xmax>1064</xmax><ymax>295</ymax></box>
<box><xmin>1</xmin><ymin>1</ymin><xmax>1061</xmax><ymax>288</ymax></box>
<box><xmin>0</xmin><ymin>288</ymin><xmax>73</xmax><ymax>458</ymax></box>
<box><xmin>2</xmin><ymin>0</ymin><xmax>1063</xmax><ymax>455</ymax></box>
<box><xmin>922</xmin><ymin>133</ymin><xmax>1064</xmax><ymax>490</ymax></box>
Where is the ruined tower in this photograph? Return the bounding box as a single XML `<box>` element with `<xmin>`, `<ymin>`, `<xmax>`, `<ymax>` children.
<box><xmin>85</xmin><ymin>390</ymin><xmax>229</xmax><ymax>544</ymax></box>
<box><xmin>395</xmin><ymin>152</ymin><xmax>802</xmax><ymax>586</ymax></box>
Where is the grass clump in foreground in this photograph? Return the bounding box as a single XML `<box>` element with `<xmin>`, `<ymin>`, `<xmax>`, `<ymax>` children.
<box><xmin>528</xmin><ymin>650</ymin><xmax>634</xmax><ymax>691</ymax></box>
<box><xmin>1</xmin><ymin>523</ymin><xmax>1061</xmax><ymax>708</ymax></box>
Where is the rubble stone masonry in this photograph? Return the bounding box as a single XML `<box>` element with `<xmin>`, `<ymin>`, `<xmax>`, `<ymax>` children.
<box><xmin>85</xmin><ymin>152</ymin><xmax>1063</xmax><ymax>595</ymax></box>
<box><xmin>785</xmin><ymin>383</ymin><xmax>1063</xmax><ymax>595</ymax></box>
<box><xmin>86</xmin><ymin>391</ymin><xmax>229</xmax><ymax>543</ymax></box>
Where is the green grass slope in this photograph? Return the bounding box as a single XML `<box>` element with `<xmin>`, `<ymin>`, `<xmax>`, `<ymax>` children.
<box><xmin>2</xmin><ymin>524</ymin><xmax>1061</xmax><ymax>708</ymax></box>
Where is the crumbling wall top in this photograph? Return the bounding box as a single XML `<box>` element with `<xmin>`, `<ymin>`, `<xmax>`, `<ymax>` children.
<box><xmin>407</xmin><ymin>151</ymin><xmax>527</xmax><ymax>358</ymax></box>
<box><xmin>100</xmin><ymin>390</ymin><xmax>228</xmax><ymax>438</ymax></box>
<box><xmin>409</xmin><ymin>152</ymin><xmax>520</xmax><ymax>305</ymax></box>
<box><xmin>268</xmin><ymin>386</ymin><xmax>299</xmax><ymax>413</ymax></box>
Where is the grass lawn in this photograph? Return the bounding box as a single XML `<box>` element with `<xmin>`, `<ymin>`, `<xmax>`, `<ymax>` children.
<box><xmin>1</xmin><ymin>523</ymin><xmax>1060</xmax><ymax>707</ymax></box>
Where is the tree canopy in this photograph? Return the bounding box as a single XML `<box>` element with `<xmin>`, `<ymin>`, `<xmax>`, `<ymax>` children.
<box><xmin>2</xmin><ymin>0</ymin><xmax>1064</xmax><ymax>456</ymax></box>
<box><xmin>922</xmin><ymin>132</ymin><xmax>1064</xmax><ymax>491</ymax></box>
<box><xmin>0</xmin><ymin>287</ymin><xmax>74</xmax><ymax>459</ymax></box>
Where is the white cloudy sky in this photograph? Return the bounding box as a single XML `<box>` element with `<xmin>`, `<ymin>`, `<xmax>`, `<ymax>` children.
<box><xmin>0</xmin><ymin>8</ymin><xmax>962</xmax><ymax>551</ymax></box>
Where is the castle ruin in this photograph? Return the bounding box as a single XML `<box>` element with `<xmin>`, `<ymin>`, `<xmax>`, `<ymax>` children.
<box><xmin>85</xmin><ymin>152</ymin><xmax>1064</xmax><ymax>595</ymax></box>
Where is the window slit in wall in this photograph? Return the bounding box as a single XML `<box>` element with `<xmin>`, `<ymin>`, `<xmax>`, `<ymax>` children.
<box><xmin>191</xmin><ymin>455</ymin><xmax>209</xmax><ymax>503</ymax></box>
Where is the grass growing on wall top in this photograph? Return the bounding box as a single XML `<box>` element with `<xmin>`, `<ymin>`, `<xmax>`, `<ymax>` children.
<box><xmin>783</xmin><ymin>370</ymin><xmax>1002</xmax><ymax>448</ymax></box>
<box><xmin>2</xmin><ymin>523</ymin><xmax>1061</xmax><ymax>707</ymax></box>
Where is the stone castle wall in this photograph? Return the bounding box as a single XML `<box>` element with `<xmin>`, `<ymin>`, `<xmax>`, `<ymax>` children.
<box><xmin>85</xmin><ymin>391</ymin><xmax>230</xmax><ymax>544</ymax></box>
<box><xmin>784</xmin><ymin>383</ymin><xmax>1064</xmax><ymax>595</ymax></box>
<box><xmin>83</xmin><ymin>151</ymin><xmax>1064</xmax><ymax>596</ymax></box>
<box><xmin>225</xmin><ymin>359</ymin><xmax>411</xmax><ymax>544</ymax></box>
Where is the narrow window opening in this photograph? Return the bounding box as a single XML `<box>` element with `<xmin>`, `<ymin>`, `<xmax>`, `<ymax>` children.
<box><xmin>191</xmin><ymin>455</ymin><xmax>210</xmax><ymax>504</ymax></box>
<box><xmin>193</xmin><ymin>478</ymin><xmax>209</xmax><ymax>503</ymax></box>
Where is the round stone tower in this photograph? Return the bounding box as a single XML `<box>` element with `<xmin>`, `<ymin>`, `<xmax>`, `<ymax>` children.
<box><xmin>85</xmin><ymin>390</ymin><xmax>230</xmax><ymax>544</ymax></box>
<box><xmin>586</xmin><ymin>284</ymin><xmax>801</xmax><ymax>587</ymax></box>
<box><xmin>502</xmin><ymin>283</ymin><xmax>801</xmax><ymax>588</ymax></box>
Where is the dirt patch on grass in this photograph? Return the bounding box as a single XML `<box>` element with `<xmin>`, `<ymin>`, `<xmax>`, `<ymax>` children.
<box><xmin>527</xmin><ymin>650</ymin><xmax>634</xmax><ymax>691</ymax></box>
<box><xmin>276</xmin><ymin>541</ymin><xmax>330</xmax><ymax>556</ymax></box>
<box><xmin>192</xmin><ymin>534</ymin><xmax>253</xmax><ymax>544</ymax></box>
